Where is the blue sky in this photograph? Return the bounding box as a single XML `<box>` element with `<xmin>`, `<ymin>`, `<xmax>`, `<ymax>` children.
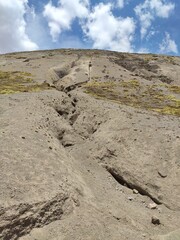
<box><xmin>0</xmin><ymin>0</ymin><xmax>179</xmax><ymax>55</ymax></box>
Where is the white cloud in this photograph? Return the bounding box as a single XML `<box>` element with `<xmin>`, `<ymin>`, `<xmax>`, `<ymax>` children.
<box><xmin>82</xmin><ymin>3</ymin><xmax>136</xmax><ymax>52</ymax></box>
<box><xmin>149</xmin><ymin>0</ymin><xmax>175</xmax><ymax>18</ymax></box>
<box><xmin>0</xmin><ymin>0</ymin><xmax>38</xmax><ymax>54</ymax></box>
<box><xmin>117</xmin><ymin>0</ymin><xmax>124</xmax><ymax>9</ymax></box>
<box><xmin>116</xmin><ymin>0</ymin><xmax>131</xmax><ymax>9</ymax></box>
<box><xmin>159</xmin><ymin>32</ymin><xmax>178</xmax><ymax>54</ymax></box>
<box><xmin>135</xmin><ymin>0</ymin><xmax>175</xmax><ymax>38</ymax></box>
<box><xmin>146</xmin><ymin>29</ymin><xmax>158</xmax><ymax>40</ymax></box>
<box><xmin>43</xmin><ymin>1</ymin><xmax>136</xmax><ymax>51</ymax></box>
<box><xmin>25</xmin><ymin>6</ymin><xmax>51</xmax><ymax>50</ymax></box>
<box><xmin>43</xmin><ymin>0</ymin><xmax>89</xmax><ymax>42</ymax></box>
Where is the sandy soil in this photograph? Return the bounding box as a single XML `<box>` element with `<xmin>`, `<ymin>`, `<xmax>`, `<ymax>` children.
<box><xmin>0</xmin><ymin>49</ymin><xmax>179</xmax><ymax>240</ymax></box>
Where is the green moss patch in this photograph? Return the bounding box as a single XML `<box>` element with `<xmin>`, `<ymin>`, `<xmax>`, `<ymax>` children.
<box><xmin>0</xmin><ymin>71</ymin><xmax>52</xmax><ymax>94</ymax></box>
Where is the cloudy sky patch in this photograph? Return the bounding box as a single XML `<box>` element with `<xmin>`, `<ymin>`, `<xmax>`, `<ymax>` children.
<box><xmin>159</xmin><ymin>32</ymin><xmax>178</xmax><ymax>54</ymax></box>
<box><xmin>0</xmin><ymin>0</ymin><xmax>179</xmax><ymax>55</ymax></box>
<box><xmin>0</xmin><ymin>0</ymin><xmax>38</xmax><ymax>53</ymax></box>
<box><xmin>82</xmin><ymin>3</ymin><xmax>135</xmax><ymax>51</ymax></box>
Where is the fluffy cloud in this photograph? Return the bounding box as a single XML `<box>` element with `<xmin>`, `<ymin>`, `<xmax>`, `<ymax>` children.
<box><xmin>135</xmin><ymin>0</ymin><xmax>175</xmax><ymax>38</ymax></box>
<box><xmin>116</xmin><ymin>0</ymin><xmax>131</xmax><ymax>9</ymax></box>
<box><xmin>43</xmin><ymin>0</ymin><xmax>89</xmax><ymax>42</ymax></box>
<box><xmin>1</xmin><ymin>0</ymin><xmax>178</xmax><ymax>55</ymax></box>
<box><xmin>0</xmin><ymin>0</ymin><xmax>38</xmax><ymax>54</ymax></box>
<box><xmin>83</xmin><ymin>3</ymin><xmax>136</xmax><ymax>52</ymax></box>
<box><xmin>43</xmin><ymin>1</ymin><xmax>136</xmax><ymax>52</ymax></box>
<box><xmin>159</xmin><ymin>32</ymin><xmax>178</xmax><ymax>54</ymax></box>
<box><xmin>149</xmin><ymin>0</ymin><xmax>175</xmax><ymax>18</ymax></box>
<box><xmin>117</xmin><ymin>0</ymin><xmax>124</xmax><ymax>9</ymax></box>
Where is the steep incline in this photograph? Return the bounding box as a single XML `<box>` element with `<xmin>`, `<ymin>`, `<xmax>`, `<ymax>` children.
<box><xmin>0</xmin><ymin>49</ymin><xmax>179</xmax><ymax>240</ymax></box>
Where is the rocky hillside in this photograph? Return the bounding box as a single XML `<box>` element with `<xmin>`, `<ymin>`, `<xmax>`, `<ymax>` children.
<box><xmin>0</xmin><ymin>49</ymin><xmax>180</xmax><ymax>240</ymax></box>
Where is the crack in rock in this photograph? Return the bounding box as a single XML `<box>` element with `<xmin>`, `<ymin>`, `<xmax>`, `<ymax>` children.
<box><xmin>106</xmin><ymin>166</ymin><xmax>162</xmax><ymax>205</ymax></box>
<box><xmin>0</xmin><ymin>193</ymin><xmax>77</xmax><ymax>240</ymax></box>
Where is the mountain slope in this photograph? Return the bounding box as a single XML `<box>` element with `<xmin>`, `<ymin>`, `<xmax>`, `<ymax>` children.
<box><xmin>0</xmin><ymin>49</ymin><xmax>179</xmax><ymax>240</ymax></box>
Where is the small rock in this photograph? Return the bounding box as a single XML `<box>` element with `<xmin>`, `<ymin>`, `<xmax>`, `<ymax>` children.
<box><xmin>21</xmin><ymin>136</ymin><xmax>25</xmax><ymax>139</ymax></box>
<box><xmin>133</xmin><ymin>189</ymin><xmax>139</xmax><ymax>194</ymax></box>
<box><xmin>158</xmin><ymin>169</ymin><xmax>167</xmax><ymax>178</ymax></box>
<box><xmin>158</xmin><ymin>208</ymin><xmax>162</xmax><ymax>213</ymax></box>
<box><xmin>148</xmin><ymin>203</ymin><xmax>157</xmax><ymax>209</ymax></box>
<box><xmin>10</xmin><ymin>193</ymin><xmax>15</xmax><ymax>198</ymax></box>
<box><xmin>151</xmin><ymin>216</ymin><xmax>160</xmax><ymax>225</ymax></box>
<box><xmin>128</xmin><ymin>196</ymin><xmax>133</xmax><ymax>201</ymax></box>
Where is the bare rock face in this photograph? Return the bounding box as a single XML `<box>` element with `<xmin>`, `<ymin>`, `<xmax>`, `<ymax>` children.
<box><xmin>151</xmin><ymin>229</ymin><xmax>180</xmax><ymax>240</ymax></box>
<box><xmin>0</xmin><ymin>49</ymin><xmax>180</xmax><ymax>240</ymax></box>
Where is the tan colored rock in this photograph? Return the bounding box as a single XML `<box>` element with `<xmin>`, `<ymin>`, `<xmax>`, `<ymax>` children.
<box><xmin>148</xmin><ymin>203</ymin><xmax>158</xmax><ymax>209</ymax></box>
<box><xmin>133</xmin><ymin>189</ymin><xmax>139</xmax><ymax>194</ymax></box>
<box><xmin>0</xmin><ymin>49</ymin><xmax>179</xmax><ymax>240</ymax></box>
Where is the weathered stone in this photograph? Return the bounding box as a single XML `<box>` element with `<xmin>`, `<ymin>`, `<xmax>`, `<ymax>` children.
<box><xmin>128</xmin><ymin>196</ymin><xmax>134</xmax><ymax>201</ymax></box>
<box><xmin>148</xmin><ymin>203</ymin><xmax>158</xmax><ymax>209</ymax></box>
<box><xmin>151</xmin><ymin>216</ymin><xmax>161</xmax><ymax>225</ymax></box>
<box><xmin>158</xmin><ymin>169</ymin><xmax>168</xmax><ymax>178</ymax></box>
<box><xmin>133</xmin><ymin>189</ymin><xmax>139</xmax><ymax>194</ymax></box>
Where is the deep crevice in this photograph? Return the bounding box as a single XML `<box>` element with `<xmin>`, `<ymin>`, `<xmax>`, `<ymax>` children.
<box><xmin>63</xmin><ymin>143</ymin><xmax>74</xmax><ymax>148</ymax></box>
<box><xmin>56</xmin><ymin>109</ymin><xmax>69</xmax><ymax>117</ymax></box>
<box><xmin>106</xmin><ymin>166</ymin><xmax>162</xmax><ymax>205</ymax></box>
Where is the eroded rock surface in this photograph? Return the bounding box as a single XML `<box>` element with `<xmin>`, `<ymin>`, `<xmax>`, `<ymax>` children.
<box><xmin>0</xmin><ymin>49</ymin><xmax>179</xmax><ymax>240</ymax></box>
<box><xmin>151</xmin><ymin>229</ymin><xmax>180</xmax><ymax>240</ymax></box>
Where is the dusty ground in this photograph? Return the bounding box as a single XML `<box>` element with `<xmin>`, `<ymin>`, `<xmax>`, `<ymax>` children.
<box><xmin>0</xmin><ymin>49</ymin><xmax>180</xmax><ymax>240</ymax></box>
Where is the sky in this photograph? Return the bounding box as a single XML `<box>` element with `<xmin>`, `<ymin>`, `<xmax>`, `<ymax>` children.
<box><xmin>0</xmin><ymin>0</ymin><xmax>179</xmax><ymax>55</ymax></box>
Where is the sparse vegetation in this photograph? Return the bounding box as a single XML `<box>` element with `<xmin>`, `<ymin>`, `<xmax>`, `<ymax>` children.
<box><xmin>168</xmin><ymin>85</ymin><xmax>180</xmax><ymax>94</ymax></box>
<box><xmin>15</xmin><ymin>56</ymin><xmax>27</xmax><ymax>59</ymax></box>
<box><xmin>0</xmin><ymin>70</ymin><xmax>52</xmax><ymax>94</ymax></box>
<box><xmin>84</xmin><ymin>80</ymin><xmax>180</xmax><ymax>116</ymax></box>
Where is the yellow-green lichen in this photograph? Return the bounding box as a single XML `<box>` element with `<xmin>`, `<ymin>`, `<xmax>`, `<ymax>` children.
<box><xmin>84</xmin><ymin>80</ymin><xmax>180</xmax><ymax>116</ymax></box>
<box><xmin>0</xmin><ymin>70</ymin><xmax>52</xmax><ymax>94</ymax></box>
<box><xmin>152</xmin><ymin>106</ymin><xmax>180</xmax><ymax>116</ymax></box>
<box><xmin>168</xmin><ymin>85</ymin><xmax>180</xmax><ymax>94</ymax></box>
<box><xmin>120</xmin><ymin>80</ymin><xmax>140</xmax><ymax>88</ymax></box>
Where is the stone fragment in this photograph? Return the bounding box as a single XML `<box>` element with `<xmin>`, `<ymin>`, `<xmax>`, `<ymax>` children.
<box><xmin>148</xmin><ymin>203</ymin><xmax>157</xmax><ymax>209</ymax></box>
<box><xmin>133</xmin><ymin>189</ymin><xmax>139</xmax><ymax>194</ymax></box>
<box><xmin>151</xmin><ymin>216</ymin><xmax>160</xmax><ymax>225</ymax></box>
<box><xmin>158</xmin><ymin>169</ymin><xmax>168</xmax><ymax>178</ymax></box>
<box><xmin>128</xmin><ymin>196</ymin><xmax>133</xmax><ymax>201</ymax></box>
